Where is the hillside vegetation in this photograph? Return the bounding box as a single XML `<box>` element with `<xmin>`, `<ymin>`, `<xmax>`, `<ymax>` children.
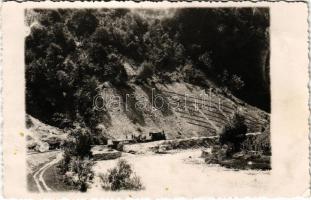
<box><xmin>25</xmin><ymin>8</ymin><xmax>270</xmax><ymax>140</ymax></box>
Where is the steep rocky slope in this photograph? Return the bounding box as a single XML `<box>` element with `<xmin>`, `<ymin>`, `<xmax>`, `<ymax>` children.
<box><xmin>26</xmin><ymin>79</ymin><xmax>269</xmax><ymax>145</ymax></box>
<box><xmin>95</xmin><ymin>80</ymin><xmax>269</xmax><ymax>140</ymax></box>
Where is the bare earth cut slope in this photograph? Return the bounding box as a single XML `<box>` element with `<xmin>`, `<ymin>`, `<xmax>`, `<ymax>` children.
<box><xmin>93</xmin><ymin>81</ymin><xmax>270</xmax><ymax>140</ymax></box>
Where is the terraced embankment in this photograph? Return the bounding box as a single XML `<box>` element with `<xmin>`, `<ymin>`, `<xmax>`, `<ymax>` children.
<box><xmin>164</xmin><ymin>88</ymin><xmax>268</xmax><ymax>130</ymax></box>
<box><xmin>98</xmin><ymin>82</ymin><xmax>270</xmax><ymax>140</ymax></box>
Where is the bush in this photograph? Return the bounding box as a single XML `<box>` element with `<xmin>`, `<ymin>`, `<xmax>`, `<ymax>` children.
<box><xmin>51</xmin><ymin>113</ymin><xmax>73</xmax><ymax>128</ymax></box>
<box><xmin>219</xmin><ymin>71</ymin><xmax>244</xmax><ymax>92</ymax></box>
<box><xmin>67</xmin><ymin>10</ymin><xmax>98</xmax><ymax>38</ymax></box>
<box><xmin>136</xmin><ymin>61</ymin><xmax>154</xmax><ymax>82</ymax></box>
<box><xmin>62</xmin><ymin>157</ymin><xmax>94</xmax><ymax>192</ymax></box>
<box><xmin>218</xmin><ymin>112</ymin><xmax>247</xmax><ymax>155</ymax></box>
<box><xmin>229</xmin><ymin>74</ymin><xmax>245</xmax><ymax>92</ymax></box>
<box><xmin>58</xmin><ymin>125</ymin><xmax>94</xmax><ymax>192</ymax></box>
<box><xmin>241</xmin><ymin>124</ymin><xmax>271</xmax><ymax>155</ymax></box>
<box><xmin>100</xmin><ymin>159</ymin><xmax>144</xmax><ymax>191</ymax></box>
<box><xmin>63</xmin><ymin>126</ymin><xmax>93</xmax><ymax>159</ymax></box>
<box><xmin>25</xmin><ymin>115</ymin><xmax>34</xmax><ymax>128</ymax></box>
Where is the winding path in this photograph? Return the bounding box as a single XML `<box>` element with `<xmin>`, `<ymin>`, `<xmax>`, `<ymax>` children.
<box><xmin>33</xmin><ymin>153</ymin><xmax>63</xmax><ymax>192</ymax></box>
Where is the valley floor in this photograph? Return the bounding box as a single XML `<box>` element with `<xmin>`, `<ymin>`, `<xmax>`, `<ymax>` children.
<box><xmin>90</xmin><ymin>149</ymin><xmax>270</xmax><ymax>197</ymax></box>
<box><xmin>27</xmin><ymin>147</ymin><xmax>270</xmax><ymax>195</ymax></box>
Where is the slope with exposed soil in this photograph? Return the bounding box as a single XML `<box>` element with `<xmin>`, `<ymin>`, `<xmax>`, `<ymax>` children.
<box><xmin>95</xmin><ymin>80</ymin><xmax>269</xmax><ymax>141</ymax></box>
<box><xmin>25</xmin><ymin>80</ymin><xmax>270</xmax><ymax>144</ymax></box>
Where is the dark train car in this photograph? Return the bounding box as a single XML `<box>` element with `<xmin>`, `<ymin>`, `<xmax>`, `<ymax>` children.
<box><xmin>149</xmin><ymin>131</ymin><xmax>166</xmax><ymax>141</ymax></box>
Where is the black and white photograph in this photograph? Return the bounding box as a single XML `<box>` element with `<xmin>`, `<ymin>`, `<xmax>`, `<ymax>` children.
<box><xmin>24</xmin><ymin>7</ymin><xmax>271</xmax><ymax>193</ymax></box>
<box><xmin>2</xmin><ymin>1</ymin><xmax>309</xmax><ymax>198</ymax></box>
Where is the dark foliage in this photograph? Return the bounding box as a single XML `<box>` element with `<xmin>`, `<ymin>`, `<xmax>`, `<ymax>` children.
<box><xmin>63</xmin><ymin>126</ymin><xmax>93</xmax><ymax>159</ymax></box>
<box><xmin>219</xmin><ymin>113</ymin><xmax>248</xmax><ymax>154</ymax></box>
<box><xmin>100</xmin><ymin>159</ymin><xmax>144</xmax><ymax>191</ymax></box>
<box><xmin>58</xmin><ymin>125</ymin><xmax>94</xmax><ymax>192</ymax></box>
<box><xmin>59</xmin><ymin>156</ymin><xmax>94</xmax><ymax>192</ymax></box>
<box><xmin>241</xmin><ymin>124</ymin><xmax>271</xmax><ymax>155</ymax></box>
<box><xmin>67</xmin><ymin>10</ymin><xmax>99</xmax><ymax>38</ymax></box>
<box><xmin>136</xmin><ymin>61</ymin><xmax>154</xmax><ymax>82</ymax></box>
<box><xmin>169</xmin><ymin>8</ymin><xmax>270</xmax><ymax>111</ymax></box>
<box><xmin>26</xmin><ymin>8</ymin><xmax>270</xmax><ymax>130</ymax></box>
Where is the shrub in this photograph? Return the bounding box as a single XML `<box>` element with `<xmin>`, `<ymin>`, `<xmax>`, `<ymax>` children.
<box><xmin>241</xmin><ymin>124</ymin><xmax>271</xmax><ymax>155</ymax></box>
<box><xmin>198</xmin><ymin>51</ymin><xmax>212</xmax><ymax>70</ymax></box>
<box><xmin>67</xmin><ymin>10</ymin><xmax>98</xmax><ymax>38</ymax></box>
<box><xmin>25</xmin><ymin>115</ymin><xmax>34</xmax><ymax>128</ymax></box>
<box><xmin>58</xmin><ymin>125</ymin><xmax>94</xmax><ymax>192</ymax></box>
<box><xmin>51</xmin><ymin>113</ymin><xmax>73</xmax><ymax>128</ymax></box>
<box><xmin>63</xmin><ymin>126</ymin><xmax>93</xmax><ymax>159</ymax></box>
<box><xmin>63</xmin><ymin>157</ymin><xmax>94</xmax><ymax>192</ymax></box>
<box><xmin>219</xmin><ymin>71</ymin><xmax>244</xmax><ymax>92</ymax></box>
<box><xmin>229</xmin><ymin>74</ymin><xmax>245</xmax><ymax>92</ymax></box>
<box><xmin>218</xmin><ymin>112</ymin><xmax>247</xmax><ymax>155</ymax></box>
<box><xmin>136</xmin><ymin>61</ymin><xmax>154</xmax><ymax>81</ymax></box>
<box><xmin>100</xmin><ymin>159</ymin><xmax>144</xmax><ymax>191</ymax></box>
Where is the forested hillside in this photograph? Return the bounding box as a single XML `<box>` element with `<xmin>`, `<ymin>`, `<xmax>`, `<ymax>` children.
<box><xmin>25</xmin><ymin>8</ymin><xmax>270</xmax><ymax>136</ymax></box>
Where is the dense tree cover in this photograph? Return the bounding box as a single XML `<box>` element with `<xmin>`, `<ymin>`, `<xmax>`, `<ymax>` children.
<box><xmin>25</xmin><ymin>8</ymin><xmax>270</xmax><ymax>130</ymax></box>
<box><xmin>169</xmin><ymin>8</ymin><xmax>270</xmax><ymax>110</ymax></box>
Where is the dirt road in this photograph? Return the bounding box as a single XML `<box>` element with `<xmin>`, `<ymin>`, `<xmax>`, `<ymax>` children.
<box><xmin>28</xmin><ymin>151</ymin><xmax>63</xmax><ymax>192</ymax></box>
<box><xmin>34</xmin><ymin>153</ymin><xmax>63</xmax><ymax>192</ymax></box>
